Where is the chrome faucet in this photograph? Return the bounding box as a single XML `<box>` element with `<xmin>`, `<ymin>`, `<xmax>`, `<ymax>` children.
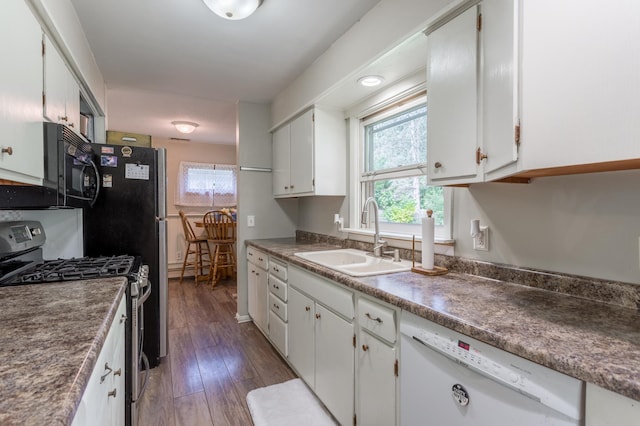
<box><xmin>361</xmin><ymin>197</ymin><xmax>387</xmax><ymax>257</ymax></box>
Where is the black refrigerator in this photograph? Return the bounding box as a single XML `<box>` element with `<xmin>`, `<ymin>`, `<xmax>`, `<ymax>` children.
<box><xmin>83</xmin><ymin>143</ymin><xmax>168</xmax><ymax>368</ymax></box>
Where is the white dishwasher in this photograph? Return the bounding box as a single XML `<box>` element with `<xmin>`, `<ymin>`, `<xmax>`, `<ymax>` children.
<box><xmin>400</xmin><ymin>311</ymin><xmax>584</xmax><ymax>426</ymax></box>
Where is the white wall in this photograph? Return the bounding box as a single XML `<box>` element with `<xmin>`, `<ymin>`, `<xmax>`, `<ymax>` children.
<box><xmin>270</xmin><ymin>0</ymin><xmax>453</xmax><ymax>127</ymax></box>
<box><xmin>236</xmin><ymin>101</ymin><xmax>298</xmax><ymax>318</ymax></box>
<box><xmin>452</xmin><ymin>170</ymin><xmax>640</xmax><ymax>284</ymax></box>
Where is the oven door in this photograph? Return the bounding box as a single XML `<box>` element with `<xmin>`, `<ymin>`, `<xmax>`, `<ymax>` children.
<box><xmin>62</xmin><ymin>142</ymin><xmax>100</xmax><ymax>208</ymax></box>
<box><xmin>130</xmin><ymin>280</ymin><xmax>151</xmax><ymax>426</ymax></box>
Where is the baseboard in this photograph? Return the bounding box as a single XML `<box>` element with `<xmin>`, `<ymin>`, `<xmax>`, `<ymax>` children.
<box><xmin>236</xmin><ymin>313</ymin><xmax>252</xmax><ymax>323</ymax></box>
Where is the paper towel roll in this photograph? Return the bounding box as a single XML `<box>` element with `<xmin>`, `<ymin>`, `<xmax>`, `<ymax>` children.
<box><xmin>421</xmin><ymin>211</ymin><xmax>434</xmax><ymax>270</ymax></box>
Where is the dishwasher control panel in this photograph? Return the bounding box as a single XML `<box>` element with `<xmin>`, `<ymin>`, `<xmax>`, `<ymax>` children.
<box><xmin>400</xmin><ymin>311</ymin><xmax>584</xmax><ymax>421</ymax></box>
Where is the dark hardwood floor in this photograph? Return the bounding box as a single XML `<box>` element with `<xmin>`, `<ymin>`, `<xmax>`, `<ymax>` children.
<box><xmin>138</xmin><ymin>277</ymin><xmax>296</xmax><ymax>426</ymax></box>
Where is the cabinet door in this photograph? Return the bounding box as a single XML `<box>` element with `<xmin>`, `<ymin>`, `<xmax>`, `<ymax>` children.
<box><xmin>43</xmin><ymin>35</ymin><xmax>67</xmax><ymax>124</ymax></box>
<box><xmin>482</xmin><ymin>0</ymin><xmax>519</xmax><ymax>177</ymax></box>
<box><xmin>427</xmin><ymin>6</ymin><xmax>480</xmax><ymax>184</ymax></box>
<box><xmin>272</xmin><ymin>124</ymin><xmax>291</xmax><ymax>196</ymax></box>
<box><xmin>247</xmin><ymin>261</ymin><xmax>258</xmax><ymax>323</ymax></box>
<box><xmin>65</xmin><ymin>74</ymin><xmax>80</xmax><ymax>134</ymax></box>
<box><xmin>288</xmin><ymin>287</ymin><xmax>315</xmax><ymax>387</ymax></box>
<box><xmin>255</xmin><ymin>266</ymin><xmax>268</xmax><ymax>333</ymax></box>
<box><xmin>315</xmin><ymin>304</ymin><xmax>354</xmax><ymax>426</ymax></box>
<box><xmin>0</xmin><ymin>0</ymin><xmax>44</xmax><ymax>185</ymax></box>
<box><xmin>289</xmin><ymin>109</ymin><xmax>314</xmax><ymax>195</ymax></box>
<box><xmin>357</xmin><ymin>331</ymin><xmax>397</xmax><ymax>426</ymax></box>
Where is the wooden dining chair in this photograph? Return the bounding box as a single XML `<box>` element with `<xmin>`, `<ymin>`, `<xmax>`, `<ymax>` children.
<box><xmin>203</xmin><ymin>210</ymin><xmax>236</xmax><ymax>287</ymax></box>
<box><xmin>178</xmin><ymin>211</ymin><xmax>211</xmax><ymax>285</ymax></box>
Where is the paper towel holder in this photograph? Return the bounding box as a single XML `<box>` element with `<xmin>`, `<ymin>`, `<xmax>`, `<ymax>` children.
<box><xmin>410</xmin><ymin>235</ymin><xmax>448</xmax><ymax>276</ymax></box>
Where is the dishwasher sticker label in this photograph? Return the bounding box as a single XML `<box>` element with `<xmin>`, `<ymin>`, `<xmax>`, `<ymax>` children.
<box><xmin>452</xmin><ymin>384</ymin><xmax>470</xmax><ymax>406</ymax></box>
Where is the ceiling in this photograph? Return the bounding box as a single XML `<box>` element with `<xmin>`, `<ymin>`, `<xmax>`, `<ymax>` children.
<box><xmin>70</xmin><ymin>0</ymin><xmax>384</xmax><ymax>144</ymax></box>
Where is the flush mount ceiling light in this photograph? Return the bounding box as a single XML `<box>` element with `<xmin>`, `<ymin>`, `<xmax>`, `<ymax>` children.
<box><xmin>358</xmin><ymin>75</ymin><xmax>385</xmax><ymax>87</ymax></box>
<box><xmin>172</xmin><ymin>121</ymin><xmax>199</xmax><ymax>134</ymax></box>
<box><xmin>202</xmin><ymin>0</ymin><xmax>263</xmax><ymax>20</ymax></box>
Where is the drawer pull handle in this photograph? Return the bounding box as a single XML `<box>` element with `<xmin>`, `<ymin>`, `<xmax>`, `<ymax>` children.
<box><xmin>100</xmin><ymin>363</ymin><xmax>113</xmax><ymax>383</ymax></box>
<box><xmin>434</xmin><ymin>161</ymin><xmax>442</xmax><ymax>169</ymax></box>
<box><xmin>274</xmin><ymin>266</ymin><xmax>279</xmax><ymax>272</ymax></box>
<box><xmin>273</xmin><ymin>284</ymin><xmax>279</xmax><ymax>289</ymax></box>
<box><xmin>362</xmin><ymin>344</ymin><xmax>369</xmax><ymax>352</ymax></box>
<box><xmin>305</xmin><ymin>306</ymin><xmax>311</xmax><ymax>312</ymax></box>
<box><xmin>108</xmin><ymin>389</ymin><xmax>117</xmax><ymax>398</ymax></box>
<box><xmin>1</xmin><ymin>147</ymin><xmax>13</xmax><ymax>155</ymax></box>
<box><xmin>365</xmin><ymin>313</ymin><xmax>383</xmax><ymax>323</ymax></box>
<box><xmin>114</xmin><ymin>368</ymin><xmax>122</xmax><ymax>377</ymax></box>
<box><xmin>315</xmin><ymin>313</ymin><xmax>321</xmax><ymax>319</ymax></box>
<box><xmin>274</xmin><ymin>303</ymin><xmax>279</xmax><ymax>309</ymax></box>
<box><xmin>120</xmin><ymin>314</ymin><xmax>127</xmax><ymax>324</ymax></box>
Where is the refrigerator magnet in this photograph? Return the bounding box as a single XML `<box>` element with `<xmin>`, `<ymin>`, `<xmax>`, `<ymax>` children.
<box><xmin>100</xmin><ymin>146</ymin><xmax>114</xmax><ymax>154</ymax></box>
<box><xmin>101</xmin><ymin>155</ymin><xmax>118</xmax><ymax>167</ymax></box>
<box><xmin>121</xmin><ymin>146</ymin><xmax>132</xmax><ymax>157</ymax></box>
<box><xmin>103</xmin><ymin>174</ymin><xmax>113</xmax><ymax>188</ymax></box>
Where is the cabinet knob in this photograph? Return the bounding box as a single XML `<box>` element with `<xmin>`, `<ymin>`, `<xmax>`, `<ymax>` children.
<box><xmin>305</xmin><ymin>306</ymin><xmax>311</xmax><ymax>312</ymax></box>
<box><xmin>60</xmin><ymin>115</ymin><xmax>68</xmax><ymax>122</ymax></box>
<box><xmin>108</xmin><ymin>389</ymin><xmax>117</xmax><ymax>398</ymax></box>
<box><xmin>114</xmin><ymin>368</ymin><xmax>122</xmax><ymax>377</ymax></box>
<box><xmin>476</xmin><ymin>147</ymin><xmax>488</xmax><ymax>165</ymax></box>
<box><xmin>68</xmin><ymin>122</ymin><xmax>75</xmax><ymax>128</ymax></box>
<box><xmin>362</xmin><ymin>344</ymin><xmax>369</xmax><ymax>352</ymax></box>
<box><xmin>1</xmin><ymin>147</ymin><xmax>13</xmax><ymax>155</ymax></box>
<box><xmin>290</xmin><ymin>185</ymin><xmax>295</xmax><ymax>189</ymax></box>
<box><xmin>315</xmin><ymin>313</ymin><xmax>321</xmax><ymax>319</ymax></box>
<box><xmin>120</xmin><ymin>314</ymin><xmax>127</xmax><ymax>324</ymax></box>
<box><xmin>434</xmin><ymin>161</ymin><xmax>442</xmax><ymax>169</ymax></box>
<box><xmin>284</xmin><ymin>186</ymin><xmax>289</xmax><ymax>190</ymax></box>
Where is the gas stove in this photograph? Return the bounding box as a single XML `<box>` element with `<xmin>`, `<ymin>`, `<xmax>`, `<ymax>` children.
<box><xmin>0</xmin><ymin>221</ymin><xmax>141</xmax><ymax>287</ymax></box>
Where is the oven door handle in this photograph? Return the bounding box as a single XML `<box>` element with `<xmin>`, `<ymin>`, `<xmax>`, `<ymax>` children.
<box><xmin>138</xmin><ymin>281</ymin><xmax>151</xmax><ymax>307</ymax></box>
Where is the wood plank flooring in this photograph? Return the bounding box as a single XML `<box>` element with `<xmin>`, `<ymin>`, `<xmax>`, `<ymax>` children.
<box><xmin>138</xmin><ymin>277</ymin><xmax>296</xmax><ymax>426</ymax></box>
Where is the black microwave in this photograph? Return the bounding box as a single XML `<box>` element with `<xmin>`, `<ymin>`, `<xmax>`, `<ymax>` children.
<box><xmin>0</xmin><ymin>123</ymin><xmax>99</xmax><ymax>209</ymax></box>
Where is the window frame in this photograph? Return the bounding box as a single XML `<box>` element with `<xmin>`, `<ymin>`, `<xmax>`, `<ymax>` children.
<box><xmin>175</xmin><ymin>161</ymin><xmax>237</xmax><ymax>208</ymax></box>
<box><xmin>347</xmin><ymin>89</ymin><xmax>453</xmax><ymax>243</ymax></box>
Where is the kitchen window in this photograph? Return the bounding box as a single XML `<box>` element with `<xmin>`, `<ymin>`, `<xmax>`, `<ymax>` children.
<box><xmin>359</xmin><ymin>94</ymin><xmax>451</xmax><ymax>240</ymax></box>
<box><xmin>176</xmin><ymin>162</ymin><xmax>237</xmax><ymax>207</ymax></box>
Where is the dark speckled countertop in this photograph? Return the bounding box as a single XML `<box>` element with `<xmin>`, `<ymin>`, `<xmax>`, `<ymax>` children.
<box><xmin>0</xmin><ymin>277</ymin><xmax>127</xmax><ymax>426</ymax></box>
<box><xmin>247</xmin><ymin>237</ymin><xmax>640</xmax><ymax>403</ymax></box>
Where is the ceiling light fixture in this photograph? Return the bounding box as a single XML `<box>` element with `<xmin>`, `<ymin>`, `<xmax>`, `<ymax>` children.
<box><xmin>202</xmin><ymin>0</ymin><xmax>263</xmax><ymax>20</ymax></box>
<box><xmin>358</xmin><ymin>75</ymin><xmax>385</xmax><ymax>87</ymax></box>
<box><xmin>172</xmin><ymin>121</ymin><xmax>199</xmax><ymax>134</ymax></box>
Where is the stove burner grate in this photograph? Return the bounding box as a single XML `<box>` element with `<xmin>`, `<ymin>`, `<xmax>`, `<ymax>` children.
<box><xmin>17</xmin><ymin>255</ymin><xmax>135</xmax><ymax>283</ymax></box>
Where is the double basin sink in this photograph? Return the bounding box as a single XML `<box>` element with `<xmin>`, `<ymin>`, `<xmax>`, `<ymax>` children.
<box><xmin>294</xmin><ymin>248</ymin><xmax>412</xmax><ymax>277</ymax></box>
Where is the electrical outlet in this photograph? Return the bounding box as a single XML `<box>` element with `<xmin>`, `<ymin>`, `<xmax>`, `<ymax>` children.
<box><xmin>247</xmin><ymin>215</ymin><xmax>255</xmax><ymax>227</ymax></box>
<box><xmin>473</xmin><ymin>226</ymin><xmax>489</xmax><ymax>251</ymax></box>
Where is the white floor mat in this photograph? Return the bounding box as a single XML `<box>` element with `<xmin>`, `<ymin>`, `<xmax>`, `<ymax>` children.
<box><xmin>246</xmin><ymin>378</ymin><xmax>337</xmax><ymax>426</ymax></box>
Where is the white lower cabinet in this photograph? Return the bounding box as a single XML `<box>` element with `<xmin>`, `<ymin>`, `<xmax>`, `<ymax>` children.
<box><xmin>72</xmin><ymin>296</ymin><xmax>126</xmax><ymax>426</ymax></box>
<box><xmin>247</xmin><ymin>247</ymin><xmax>268</xmax><ymax>334</ymax></box>
<box><xmin>585</xmin><ymin>383</ymin><xmax>640</xmax><ymax>426</ymax></box>
<box><xmin>288</xmin><ymin>267</ymin><xmax>355</xmax><ymax>426</ymax></box>
<box><xmin>356</xmin><ymin>297</ymin><xmax>399</xmax><ymax>426</ymax></box>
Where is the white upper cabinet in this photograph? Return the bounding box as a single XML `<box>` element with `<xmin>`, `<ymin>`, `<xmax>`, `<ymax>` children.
<box><xmin>427</xmin><ymin>5</ymin><xmax>481</xmax><ymax>184</ymax></box>
<box><xmin>272</xmin><ymin>106</ymin><xmax>346</xmax><ymax>198</ymax></box>
<box><xmin>427</xmin><ymin>0</ymin><xmax>517</xmax><ymax>185</ymax></box>
<box><xmin>427</xmin><ymin>0</ymin><xmax>640</xmax><ymax>185</ymax></box>
<box><xmin>44</xmin><ymin>34</ymin><xmax>81</xmax><ymax>134</ymax></box>
<box><xmin>0</xmin><ymin>0</ymin><xmax>44</xmax><ymax>185</ymax></box>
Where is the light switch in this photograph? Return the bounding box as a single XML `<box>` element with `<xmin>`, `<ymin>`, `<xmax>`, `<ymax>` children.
<box><xmin>247</xmin><ymin>215</ymin><xmax>255</xmax><ymax>227</ymax></box>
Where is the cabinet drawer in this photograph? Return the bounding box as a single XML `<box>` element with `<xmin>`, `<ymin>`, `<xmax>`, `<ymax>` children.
<box><xmin>269</xmin><ymin>258</ymin><xmax>288</xmax><ymax>281</ymax></box>
<box><xmin>269</xmin><ymin>292</ymin><xmax>288</xmax><ymax>322</ymax></box>
<box><xmin>357</xmin><ymin>298</ymin><xmax>397</xmax><ymax>343</ymax></box>
<box><xmin>269</xmin><ymin>275</ymin><xmax>288</xmax><ymax>302</ymax></box>
<box><xmin>269</xmin><ymin>311</ymin><xmax>288</xmax><ymax>356</ymax></box>
<box><xmin>247</xmin><ymin>246</ymin><xmax>268</xmax><ymax>270</ymax></box>
<box><xmin>289</xmin><ymin>266</ymin><xmax>354</xmax><ymax>320</ymax></box>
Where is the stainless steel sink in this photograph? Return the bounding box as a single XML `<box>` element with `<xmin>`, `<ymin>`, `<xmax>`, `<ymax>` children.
<box><xmin>294</xmin><ymin>249</ymin><xmax>411</xmax><ymax>277</ymax></box>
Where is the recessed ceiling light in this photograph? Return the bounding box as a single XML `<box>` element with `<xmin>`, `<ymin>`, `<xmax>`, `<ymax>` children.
<box><xmin>172</xmin><ymin>121</ymin><xmax>199</xmax><ymax>134</ymax></box>
<box><xmin>358</xmin><ymin>75</ymin><xmax>384</xmax><ymax>87</ymax></box>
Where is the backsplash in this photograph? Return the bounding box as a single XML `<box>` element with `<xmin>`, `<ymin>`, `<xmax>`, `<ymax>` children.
<box><xmin>296</xmin><ymin>230</ymin><xmax>640</xmax><ymax>310</ymax></box>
